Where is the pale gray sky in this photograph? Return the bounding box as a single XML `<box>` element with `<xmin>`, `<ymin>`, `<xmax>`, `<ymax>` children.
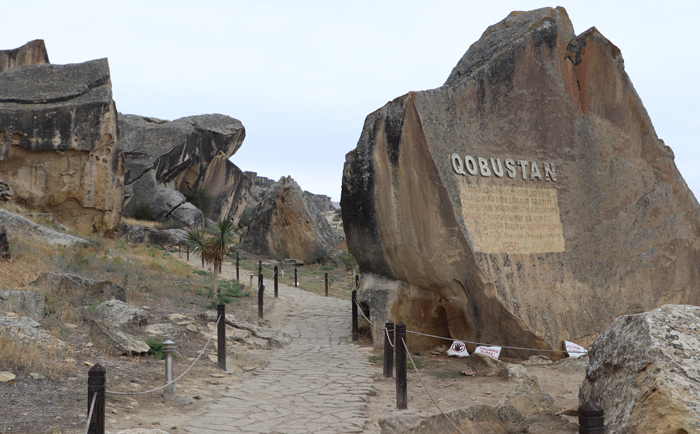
<box><xmin>5</xmin><ymin>1</ymin><xmax>699</xmax><ymax>201</ymax></box>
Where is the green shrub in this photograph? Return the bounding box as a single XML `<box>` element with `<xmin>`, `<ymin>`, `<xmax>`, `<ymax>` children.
<box><xmin>310</xmin><ymin>245</ymin><xmax>329</xmax><ymax>264</ymax></box>
<box><xmin>133</xmin><ymin>201</ymin><xmax>154</xmax><ymax>221</ymax></box>
<box><xmin>145</xmin><ymin>337</ymin><xmax>165</xmax><ymax>360</ymax></box>
<box><xmin>179</xmin><ymin>187</ymin><xmax>213</xmax><ymax>216</ymax></box>
<box><xmin>338</xmin><ymin>251</ymin><xmax>357</xmax><ymax>270</ymax></box>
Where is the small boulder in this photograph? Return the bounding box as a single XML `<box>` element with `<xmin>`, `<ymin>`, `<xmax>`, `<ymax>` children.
<box><xmin>0</xmin><ymin>371</ymin><xmax>16</xmax><ymax>382</ymax></box>
<box><xmin>379</xmin><ymin>403</ymin><xmax>521</xmax><ymax>434</ymax></box>
<box><xmin>0</xmin><ymin>225</ymin><xmax>9</xmax><ymax>260</ymax></box>
<box><xmin>94</xmin><ymin>300</ymin><xmax>149</xmax><ymax>327</ymax></box>
<box><xmin>496</xmin><ymin>363</ymin><xmax>528</xmax><ymax>380</ymax></box>
<box><xmin>0</xmin><ymin>289</ymin><xmax>44</xmax><ymax>320</ymax></box>
<box><xmin>0</xmin><ymin>209</ymin><xmax>88</xmax><ymax>247</ymax></box>
<box><xmin>464</xmin><ymin>352</ymin><xmax>504</xmax><ymax>375</ymax></box>
<box><xmin>31</xmin><ymin>272</ymin><xmax>126</xmax><ymax>306</ymax></box>
<box><xmin>496</xmin><ymin>376</ymin><xmax>554</xmax><ymax>416</ymax></box>
<box><xmin>523</xmin><ymin>355</ymin><xmax>553</xmax><ymax>366</ymax></box>
<box><xmin>0</xmin><ymin>181</ymin><xmax>12</xmax><ymax>201</ymax></box>
<box><xmin>0</xmin><ymin>316</ymin><xmax>67</xmax><ymax>347</ymax></box>
<box><xmin>145</xmin><ymin>323</ymin><xmax>178</xmax><ymax>338</ymax></box>
<box><xmin>89</xmin><ymin>320</ymin><xmax>149</xmax><ymax>355</ymax></box>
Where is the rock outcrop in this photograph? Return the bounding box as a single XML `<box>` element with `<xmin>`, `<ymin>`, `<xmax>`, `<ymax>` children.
<box><xmin>303</xmin><ymin>191</ymin><xmax>335</xmax><ymax>212</ymax></box>
<box><xmin>0</xmin><ymin>289</ymin><xmax>44</xmax><ymax>320</ymax></box>
<box><xmin>31</xmin><ymin>272</ymin><xmax>126</xmax><ymax>305</ymax></box>
<box><xmin>119</xmin><ymin>114</ymin><xmax>248</xmax><ymax>227</ymax></box>
<box><xmin>89</xmin><ymin>320</ymin><xmax>149</xmax><ymax>355</ymax></box>
<box><xmin>0</xmin><ymin>40</ymin><xmax>49</xmax><ymax>73</ymax></box>
<box><xmin>118</xmin><ymin>223</ymin><xmax>187</xmax><ymax>246</ymax></box>
<box><xmin>240</xmin><ymin>176</ymin><xmax>340</xmax><ymax>262</ymax></box>
<box><xmin>0</xmin><ymin>225</ymin><xmax>9</xmax><ymax>260</ymax></box>
<box><xmin>0</xmin><ymin>49</ymin><xmax>124</xmax><ymax>235</ymax></box>
<box><xmin>0</xmin><ymin>316</ymin><xmax>67</xmax><ymax>348</ymax></box>
<box><xmin>379</xmin><ymin>404</ymin><xmax>524</xmax><ymax>434</ymax></box>
<box><xmin>580</xmin><ymin>305</ymin><xmax>700</xmax><ymax>433</ymax></box>
<box><xmin>0</xmin><ymin>180</ymin><xmax>12</xmax><ymax>201</ymax></box>
<box><xmin>342</xmin><ymin>7</ymin><xmax>700</xmax><ymax>352</ymax></box>
<box><xmin>0</xmin><ymin>209</ymin><xmax>88</xmax><ymax>247</ymax></box>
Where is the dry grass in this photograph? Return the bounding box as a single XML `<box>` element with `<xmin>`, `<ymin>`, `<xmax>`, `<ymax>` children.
<box><xmin>121</xmin><ymin>217</ymin><xmax>160</xmax><ymax>228</ymax></box>
<box><xmin>0</xmin><ymin>334</ymin><xmax>74</xmax><ymax>380</ymax></box>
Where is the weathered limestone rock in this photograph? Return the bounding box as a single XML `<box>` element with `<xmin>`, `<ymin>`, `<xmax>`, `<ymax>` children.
<box><xmin>497</xmin><ymin>363</ymin><xmax>529</xmax><ymax>380</ymax></box>
<box><xmin>0</xmin><ymin>316</ymin><xmax>67</xmax><ymax>347</ymax></box>
<box><xmin>580</xmin><ymin>305</ymin><xmax>700</xmax><ymax>433</ymax></box>
<box><xmin>496</xmin><ymin>376</ymin><xmax>554</xmax><ymax>416</ymax></box>
<box><xmin>465</xmin><ymin>352</ymin><xmax>505</xmax><ymax>375</ymax></box>
<box><xmin>0</xmin><ymin>180</ymin><xmax>12</xmax><ymax>201</ymax></box>
<box><xmin>118</xmin><ymin>223</ymin><xmax>187</xmax><ymax>246</ymax></box>
<box><xmin>0</xmin><ymin>225</ymin><xmax>9</xmax><ymax>260</ymax></box>
<box><xmin>119</xmin><ymin>113</ymin><xmax>246</xmax><ymax>226</ymax></box>
<box><xmin>31</xmin><ymin>272</ymin><xmax>126</xmax><ymax>305</ymax></box>
<box><xmin>0</xmin><ymin>209</ymin><xmax>88</xmax><ymax>247</ymax></box>
<box><xmin>342</xmin><ymin>7</ymin><xmax>700</xmax><ymax>352</ymax></box>
<box><xmin>0</xmin><ymin>54</ymin><xmax>124</xmax><ymax>234</ymax></box>
<box><xmin>0</xmin><ymin>40</ymin><xmax>49</xmax><ymax>73</ymax></box>
<box><xmin>93</xmin><ymin>300</ymin><xmax>149</xmax><ymax>327</ymax></box>
<box><xmin>89</xmin><ymin>320</ymin><xmax>149</xmax><ymax>355</ymax></box>
<box><xmin>303</xmin><ymin>191</ymin><xmax>335</xmax><ymax>212</ymax></box>
<box><xmin>0</xmin><ymin>289</ymin><xmax>44</xmax><ymax>320</ymax></box>
<box><xmin>379</xmin><ymin>403</ymin><xmax>523</xmax><ymax>434</ymax></box>
<box><xmin>240</xmin><ymin>176</ymin><xmax>340</xmax><ymax>262</ymax></box>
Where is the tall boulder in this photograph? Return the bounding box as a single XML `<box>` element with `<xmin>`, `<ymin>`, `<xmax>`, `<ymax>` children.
<box><xmin>0</xmin><ymin>50</ymin><xmax>124</xmax><ymax>235</ymax></box>
<box><xmin>0</xmin><ymin>40</ymin><xmax>49</xmax><ymax>73</ymax></box>
<box><xmin>240</xmin><ymin>176</ymin><xmax>340</xmax><ymax>262</ymax></box>
<box><xmin>341</xmin><ymin>7</ymin><xmax>700</xmax><ymax>352</ymax></box>
<box><xmin>119</xmin><ymin>114</ymin><xmax>247</xmax><ymax>226</ymax></box>
<box><xmin>580</xmin><ymin>305</ymin><xmax>700</xmax><ymax>433</ymax></box>
<box><xmin>303</xmin><ymin>191</ymin><xmax>335</xmax><ymax>212</ymax></box>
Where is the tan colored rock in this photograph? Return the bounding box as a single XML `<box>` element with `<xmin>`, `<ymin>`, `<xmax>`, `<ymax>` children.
<box><xmin>342</xmin><ymin>7</ymin><xmax>700</xmax><ymax>353</ymax></box>
<box><xmin>0</xmin><ymin>40</ymin><xmax>49</xmax><ymax>73</ymax></box>
<box><xmin>240</xmin><ymin>176</ymin><xmax>340</xmax><ymax>263</ymax></box>
<box><xmin>0</xmin><ymin>56</ymin><xmax>124</xmax><ymax>235</ymax></box>
<box><xmin>379</xmin><ymin>403</ymin><xmax>523</xmax><ymax>434</ymax></box>
<box><xmin>0</xmin><ymin>371</ymin><xmax>16</xmax><ymax>382</ymax></box>
<box><xmin>496</xmin><ymin>376</ymin><xmax>554</xmax><ymax>416</ymax></box>
<box><xmin>580</xmin><ymin>305</ymin><xmax>700</xmax><ymax>433</ymax></box>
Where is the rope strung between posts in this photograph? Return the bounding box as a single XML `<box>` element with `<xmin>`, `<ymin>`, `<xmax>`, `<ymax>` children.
<box><xmin>352</xmin><ymin>298</ymin><xmax>582</xmax><ymax>354</ymax></box>
<box><xmin>106</xmin><ymin>315</ymin><xmax>223</xmax><ymax>396</ymax></box>
<box><xmin>385</xmin><ymin>327</ymin><xmax>395</xmax><ymax>348</ymax></box>
<box><xmin>403</xmin><ymin>339</ymin><xmax>465</xmax><ymax>434</ymax></box>
<box><xmin>84</xmin><ymin>393</ymin><xmax>97</xmax><ymax>434</ymax></box>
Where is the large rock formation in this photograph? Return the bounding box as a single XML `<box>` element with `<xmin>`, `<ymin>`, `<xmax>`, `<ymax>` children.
<box><xmin>0</xmin><ymin>47</ymin><xmax>124</xmax><ymax>235</ymax></box>
<box><xmin>580</xmin><ymin>305</ymin><xmax>700</xmax><ymax>433</ymax></box>
<box><xmin>119</xmin><ymin>114</ymin><xmax>248</xmax><ymax>226</ymax></box>
<box><xmin>0</xmin><ymin>40</ymin><xmax>49</xmax><ymax>73</ymax></box>
<box><xmin>0</xmin><ymin>209</ymin><xmax>88</xmax><ymax>247</ymax></box>
<box><xmin>240</xmin><ymin>176</ymin><xmax>340</xmax><ymax>262</ymax></box>
<box><xmin>341</xmin><ymin>7</ymin><xmax>700</xmax><ymax>353</ymax></box>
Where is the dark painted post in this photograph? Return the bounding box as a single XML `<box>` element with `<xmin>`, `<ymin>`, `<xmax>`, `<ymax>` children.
<box><xmin>355</xmin><ymin>274</ymin><xmax>359</xmax><ymax>289</ymax></box>
<box><xmin>87</xmin><ymin>363</ymin><xmax>106</xmax><ymax>434</ymax></box>
<box><xmin>395</xmin><ymin>321</ymin><xmax>407</xmax><ymax>409</ymax></box>
<box><xmin>351</xmin><ymin>289</ymin><xmax>358</xmax><ymax>341</ymax></box>
<box><xmin>274</xmin><ymin>266</ymin><xmax>278</xmax><ymax>298</ymax></box>
<box><xmin>579</xmin><ymin>401</ymin><xmax>604</xmax><ymax>433</ymax></box>
<box><xmin>186</xmin><ymin>246</ymin><xmax>189</xmax><ymax>261</ymax></box>
<box><xmin>217</xmin><ymin>302</ymin><xmax>226</xmax><ymax>370</ymax></box>
<box><xmin>178</xmin><ymin>242</ymin><xmax>181</xmax><ymax>258</ymax></box>
<box><xmin>258</xmin><ymin>279</ymin><xmax>264</xmax><ymax>318</ymax></box>
<box><xmin>219</xmin><ymin>263</ymin><xmax>221</xmax><ymax>274</ymax></box>
<box><xmin>258</xmin><ymin>260</ymin><xmax>262</xmax><ymax>275</ymax></box>
<box><xmin>384</xmin><ymin>320</ymin><xmax>394</xmax><ymax>378</ymax></box>
<box><xmin>325</xmin><ymin>273</ymin><xmax>329</xmax><ymax>296</ymax></box>
<box><xmin>236</xmin><ymin>252</ymin><xmax>239</xmax><ymax>282</ymax></box>
<box><xmin>294</xmin><ymin>268</ymin><xmax>298</xmax><ymax>287</ymax></box>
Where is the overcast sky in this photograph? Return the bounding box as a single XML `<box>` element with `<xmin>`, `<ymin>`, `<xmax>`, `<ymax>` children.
<box><xmin>5</xmin><ymin>1</ymin><xmax>699</xmax><ymax>202</ymax></box>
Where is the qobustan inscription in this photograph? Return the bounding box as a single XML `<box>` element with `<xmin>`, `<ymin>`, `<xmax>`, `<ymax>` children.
<box><xmin>458</xmin><ymin>184</ymin><xmax>565</xmax><ymax>254</ymax></box>
<box><xmin>451</xmin><ymin>154</ymin><xmax>557</xmax><ymax>181</ymax></box>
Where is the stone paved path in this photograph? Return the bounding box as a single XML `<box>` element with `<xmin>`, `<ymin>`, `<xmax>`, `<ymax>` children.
<box><xmin>183</xmin><ymin>285</ymin><xmax>375</xmax><ymax>434</ymax></box>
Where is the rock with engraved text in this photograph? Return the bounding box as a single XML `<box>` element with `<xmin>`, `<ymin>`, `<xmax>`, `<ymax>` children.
<box><xmin>341</xmin><ymin>7</ymin><xmax>700</xmax><ymax>354</ymax></box>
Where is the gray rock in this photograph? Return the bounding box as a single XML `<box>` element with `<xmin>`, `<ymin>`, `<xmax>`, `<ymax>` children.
<box><xmin>303</xmin><ymin>191</ymin><xmax>335</xmax><ymax>212</ymax></box>
<box><xmin>200</xmin><ymin>310</ymin><xmax>290</xmax><ymax>347</ymax></box>
<box><xmin>496</xmin><ymin>363</ymin><xmax>528</xmax><ymax>380</ymax></box>
<box><xmin>580</xmin><ymin>305</ymin><xmax>700</xmax><ymax>433</ymax></box>
<box><xmin>0</xmin><ymin>56</ymin><xmax>124</xmax><ymax>235</ymax></box>
<box><xmin>144</xmin><ymin>323</ymin><xmax>178</xmax><ymax>338</ymax></box>
<box><xmin>465</xmin><ymin>352</ymin><xmax>505</xmax><ymax>375</ymax></box>
<box><xmin>240</xmin><ymin>176</ymin><xmax>339</xmax><ymax>263</ymax></box>
<box><xmin>0</xmin><ymin>289</ymin><xmax>44</xmax><ymax>320</ymax></box>
<box><xmin>31</xmin><ymin>272</ymin><xmax>125</xmax><ymax>306</ymax></box>
<box><xmin>0</xmin><ymin>225</ymin><xmax>9</xmax><ymax>260</ymax></box>
<box><xmin>89</xmin><ymin>320</ymin><xmax>149</xmax><ymax>355</ymax></box>
<box><xmin>0</xmin><ymin>316</ymin><xmax>67</xmax><ymax>347</ymax></box>
<box><xmin>94</xmin><ymin>300</ymin><xmax>149</xmax><ymax>327</ymax></box>
<box><xmin>0</xmin><ymin>39</ymin><xmax>49</xmax><ymax>73</ymax></box>
<box><xmin>0</xmin><ymin>180</ymin><xmax>12</xmax><ymax>201</ymax></box>
<box><xmin>117</xmin><ymin>223</ymin><xmax>187</xmax><ymax>246</ymax></box>
<box><xmin>379</xmin><ymin>403</ymin><xmax>522</xmax><ymax>434</ymax></box>
<box><xmin>496</xmin><ymin>376</ymin><xmax>554</xmax><ymax>416</ymax></box>
<box><xmin>0</xmin><ymin>209</ymin><xmax>88</xmax><ymax>247</ymax></box>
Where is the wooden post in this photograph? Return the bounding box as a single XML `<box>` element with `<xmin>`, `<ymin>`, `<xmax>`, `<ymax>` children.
<box><xmin>274</xmin><ymin>266</ymin><xmax>278</xmax><ymax>298</ymax></box>
<box><xmin>87</xmin><ymin>364</ymin><xmax>106</xmax><ymax>434</ymax></box>
<box><xmin>258</xmin><ymin>279</ymin><xmax>264</xmax><ymax>319</ymax></box>
<box><xmin>384</xmin><ymin>320</ymin><xmax>394</xmax><ymax>378</ymax></box>
<box><xmin>217</xmin><ymin>302</ymin><xmax>226</xmax><ymax>370</ymax></box>
<box><xmin>219</xmin><ymin>263</ymin><xmax>221</xmax><ymax>274</ymax></box>
<box><xmin>236</xmin><ymin>252</ymin><xmax>239</xmax><ymax>282</ymax></box>
<box><xmin>352</xmin><ymin>289</ymin><xmax>358</xmax><ymax>341</ymax></box>
<box><xmin>325</xmin><ymin>273</ymin><xmax>329</xmax><ymax>296</ymax></box>
<box><xmin>294</xmin><ymin>268</ymin><xmax>298</xmax><ymax>287</ymax></box>
<box><xmin>355</xmin><ymin>274</ymin><xmax>359</xmax><ymax>289</ymax></box>
<box><xmin>395</xmin><ymin>321</ymin><xmax>407</xmax><ymax>409</ymax></box>
<box><xmin>178</xmin><ymin>242</ymin><xmax>181</xmax><ymax>258</ymax></box>
<box><xmin>186</xmin><ymin>246</ymin><xmax>189</xmax><ymax>261</ymax></box>
<box><xmin>258</xmin><ymin>260</ymin><xmax>262</xmax><ymax>275</ymax></box>
<box><xmin>579</xmin><ymin>401</ymin><xmax>604</xmax><ymax>433</ymax></box>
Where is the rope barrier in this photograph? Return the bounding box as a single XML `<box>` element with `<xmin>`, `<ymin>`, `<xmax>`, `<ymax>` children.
<box><xmin>106</xmin><ymin>315</ymin><xmax>223</xmax><ymax>396</ymax></box>
<box><xmin>84</xmin><ymin>393</ymin><xmax>97</xmax><ymax>434</ymax></box>
<box><xmin>385</xmin><ymin>327</ymin><xmax>395</xmax><ymax>348</ymax></box>
<box><xmin>352</xmin><ymin>298</ymin><xmax>583</xmax><ymax>354</ymax></box>
<box><xmin>403</xmin><ymin>339</ymin><xmax>465</xmax><ymax>434</ymax></box>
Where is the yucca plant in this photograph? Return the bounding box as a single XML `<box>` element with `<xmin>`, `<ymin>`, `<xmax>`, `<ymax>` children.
<box><xmin>185</xmin><ymin>220</ymin><xmax>235</xmax><ymax>301</ymax></box>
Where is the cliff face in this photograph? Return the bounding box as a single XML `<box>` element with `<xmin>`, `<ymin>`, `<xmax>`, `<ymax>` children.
<box><xmin>0</xmin><ymin>40</ymin><xmax>49</xmax><ymax>73</ymax></box>
<box><xmin>342</xmin><ymin>7</ymin><xmax>700</xmax><ymax>353</ymax></box>
<box><xmin>0</xmin><ymin>55</ymin><xmax>124</xmax><ymax>235</ymax></box>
